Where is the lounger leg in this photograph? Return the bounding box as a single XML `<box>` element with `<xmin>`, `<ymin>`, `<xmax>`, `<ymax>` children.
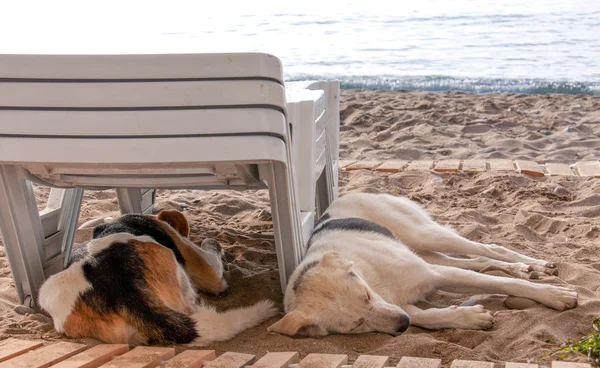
<box><xmin>116</xmin><ymin>188</ymin><xmax>155</xmax><ymax>214</ymax></box>
<box><xmin>0</xmin><ymin>165</ymin><xmax>46</xmax><ymax>306</ymax></box>
<box><xmin>59</xmin><ymin>188</ymin><xmax>84</xmax><ymax>268</ymax></box>
<box><xmin>259</xmin><ymin>163</ymin><xmax>303</xmax><ymax>292</ymax></box>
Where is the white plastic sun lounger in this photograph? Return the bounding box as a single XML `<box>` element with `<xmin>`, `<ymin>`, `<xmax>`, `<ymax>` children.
<box><xmin>0</xmin><ymin>53</ymin><xmax>339</xmax><ymax>307</ymax></box>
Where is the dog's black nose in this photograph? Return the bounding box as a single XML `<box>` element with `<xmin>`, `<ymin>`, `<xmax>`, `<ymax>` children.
<box><xmin>395</xmin><ymin>315</ymin><xmax>410</xmax><ymax>334</ymax></box>
<box><xmin>216</xmin><ymin>286</ymin><xmax>230</xmax><ymax>298</ymax></box>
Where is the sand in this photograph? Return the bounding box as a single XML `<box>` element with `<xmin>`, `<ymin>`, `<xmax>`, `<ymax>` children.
<box><xmin>0</xmin><ymin>90</ymin><xmax>599</xmax><ymax>367</ymax></box>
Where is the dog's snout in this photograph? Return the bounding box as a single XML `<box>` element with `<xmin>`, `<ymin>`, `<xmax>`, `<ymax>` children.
<box><xmin>395</xmin><ymin>314</ymin><xmax>410</xmax><ymax>334</ymax></box>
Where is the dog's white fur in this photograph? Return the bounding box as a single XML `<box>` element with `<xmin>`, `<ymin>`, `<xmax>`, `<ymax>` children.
<box><xmin>269</xmin><ymin>193</ymin><xmax>578</xmax><ymax>337</ymax></box>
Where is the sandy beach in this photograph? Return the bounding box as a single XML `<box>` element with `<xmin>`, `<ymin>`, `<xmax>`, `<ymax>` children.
<box><xmin>0</xmin><ymin>90</ymin><xmax>599</xmax><ymax>367</ymax></box>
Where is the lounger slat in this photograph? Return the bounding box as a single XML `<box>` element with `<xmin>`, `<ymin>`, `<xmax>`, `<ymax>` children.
<box><xmin>352</xmin><ymin>354</ymin><xmax>389</xmax><ymax>368</ymax></box>
<box><xmin>551</xmin><ymin>362</ymin><xmax>592</xmax><ymax>368</ymax></box>
<box><xmin>298</xmin><ymin>353</ymin><xmax>348</xmax><ymax>368</ymax></box>
<box><xmin>0</xmin><ymin>338</ymin><xmax>44</xmax><ymax>363</ymax></box>
<box><xmin>51</xmin><ymin>344</ymin><xmax>129</xmax><ymax>368</ymax></box>
<box><xmin>406</xmin><ymin>160</ymin><xmax>434</xmax><ymax>171</ymax></box>
<box><xmin>488</xmin><ymin>159</ymin><xmax>515</xmax><ymax>171</ymax></box>
<box><xmin>396</xmin><ymin>357</ymin><xmax>442</xmax><ymax>368</ymax></box>
<box><xmin>434</xmin><ymin>160</ymin><xmax>460</xmax><ymax>173</ymax></box>
<box><xmin>575</xmin><ymin>161</ymin><xmax>600</xmax><ymax>177</ymax></box>
<box><xmin>203</xmin><ymin>352</ymin><xmax>255</xmax><ymax>368</ymax></box>
<box><xmin>462</xmin><ymin>160</ymin><xmax>487</xmax><ymax>172</ymax></box>
<box><xmin>3</xmin><ymin>342</ymin><xmax>88</xmax><ymax>368</ymax></box>
<box><xmin>376</xmin><ymin>160</ymin><xmax>409</xmax><ymax>173</ymax></box>
<box><xmin>0</xmin><ymin>81</ymin><xmax>285</xmax><ymax>109</ymax></box>
<box><xmin>450</xmin><ymin>360</ymin><xmax>495</xmax><ymax>368</ymax></box>
<box><xmin>515</xmin><ymin>160</ymin><xmax>545</xmax><ymax>177</ymax></box>
<box><xmin>544</xmin><ymin>163</ymin><xmax>575</xmax><ymax>177</ymax></box>
<box><xmin>505</xmin><ymin>363</ymin><xmax>539</xmax><ymax>368</ymax></box>
<box><xmin>162</xmin><ymin>350</ymin><xmax>216</xmax><ymax>368</ymax></box>
<box><xmin>99</xmin><ymin>346</ymin><xmax>175</xmax><ymax>368</ymax></box>
<box><xmin>0</xmin><ymin>53</ymin><xmax>284</xmax><ymax>82</ymax></box>
<box><xmin>251</xmin><ymin>352</ymin><xmax>299</xmax><ymax>368</ymax></box>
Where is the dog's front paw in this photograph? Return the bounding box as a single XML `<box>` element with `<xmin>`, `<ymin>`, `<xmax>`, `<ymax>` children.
<box><xmin>537</xmin><ymin>285</ymin><xmax>578</xmax><ymax>311</ymax></box>
<box><xmin>451</xmin><ymin>305</ymin><xmax>494</xmax><ymax>330</ymax></box>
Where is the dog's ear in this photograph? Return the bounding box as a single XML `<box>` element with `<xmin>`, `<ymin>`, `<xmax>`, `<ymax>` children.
<box><xmin>157</xmin><ymin>210</ymin><xmax>190</xmax><ymax>238</ymax></box>
<box><xmin>320</xmin><ymin>251</ymin><xmax>354</xmax><ymax>271</ymax></box>
<box><xmin>267</xmin><ymin>310</ymin><xmax>326</xmax><ymax>336</ymax></box>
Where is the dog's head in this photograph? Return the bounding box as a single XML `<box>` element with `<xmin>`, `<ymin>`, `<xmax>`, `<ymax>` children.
<box><xmin>89</xmin><ymin>209</ymin><xmax>228</xmax><ymax>296</ymax></box>
<box><xmin>268</xmin><ymin>251</ymin><xmax>410</xmax><ymax>337</ymax></box>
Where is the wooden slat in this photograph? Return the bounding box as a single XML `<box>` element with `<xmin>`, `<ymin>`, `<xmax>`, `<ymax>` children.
<box><xmin>376</xmin><ymin>160</ymin><xmax>409</xmax><ymax>173</ymax></box>
<box><xmin>163</xmin><ymin>350</ymin><xmax>216</xmax><ymax>368</ymax></box>
<box><xmin>575</xmin><ymin>161</ymin><xmax>600</xmax><ymax>177</ymax></box>
<box><xmin>450</xmin><ymin>360</ymin><xmax>495</xmax><ymax>368</ymax></box>
<box><xmin>552</xmin><ymin>362</ymin><xmax>592</xmax><ymax>368</ymax></box>
<box><xmin>252</xmin><ymin>352</ymin><xmax>299</xmax><ymax>368</ymax></box>
<box><xmin>397</xmin><ymin>357</ymin><xmax>442</xmax><ymax>368</ymax></box>
<box><xmin>515</xmin><ymin>160</ymin><xmax>545</xmax><ymax>177</ymax></box>
<box><xmin>545</xmin><ymin>163</ymin><xmax>575</xmax><ymax>176</ymax></box>
<box><xmin>462</xmin><ymin>160</ymin><xmax>487</xmax><ymax>172</ymax></box>
<box><xmin>298</xmin><ymin>354</ymin><xmax>348</xmax><ymax>368</ymax></box>
<box><xmin>339</xmin><ymin>160</ymin><xmax>357</xmax><ymax>171</ymax></box>
<box><xmin>0</xmin><ymin>338</ymin><xmax>44</xmax><ymax>363</ymax></box>
<box><xmin>433</xmin><ymin>160</ymin><xmax>460</xmax><ymax>173</ymax></box>
<box><xmin>3</xmin><ymin>342</ymin><xmax>88</xmax><ymax>368</ymax></box>
<box><xmin>51</xmin><ymin>344</ymin><xmax>129</xmax><ymax>368</ymax></box>
<box><xmin>405</xmin><ymin>160</ymin><xmax>434</xmax><ymax>171</ymax></box>
<box><xmin>100</xmin><ymin>347</ymin><xmax>175</xmax><ymax>368</ymax></box>
<box><xmin>353</xmin><ymin>355</ymin><xmax>389</xmax><ymax>368</ymax></box>
<box><xmin>345</xmin><ymin>161</ymin><xmax>383</xmax><ymax>171</ymax></box>
<box><xmin>505</xmin><ymin>363</ymin><xmax>539</xmax><ymax>368</ymax></box>
<box><xmin>204</xmin><ymin>352</ymin><xmax>255</xmax><ymax>368</ymax></box>
<box><xmin>488</xmin><ymin>159</ymin><xmax>515</xmax><ymax>171</ymax></box>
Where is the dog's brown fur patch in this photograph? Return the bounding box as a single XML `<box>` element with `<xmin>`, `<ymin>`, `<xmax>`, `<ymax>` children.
<box><xmin>157</xmin><ymin>210</ymin><xmax>190</xmax><ymax>238</ymax></box>
<box><xmin>156</xmin><ymin>222</ymin><xmax>225</xmax><ymax>295</ymax></box>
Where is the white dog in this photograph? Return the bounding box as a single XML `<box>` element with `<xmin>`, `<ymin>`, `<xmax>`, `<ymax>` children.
<box><xmin>268</xmin><ymin>193</ymin><xmax>578</xmax><ymax>337</ymax></box>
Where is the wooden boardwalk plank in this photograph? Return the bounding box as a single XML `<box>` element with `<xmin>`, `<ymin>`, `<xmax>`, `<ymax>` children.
<box><xmin>345</xmin><ymin>161</ymin><xmax>382</xmax><ymax>171</ymax></box>
<box><xmin>433</xmin><ymin>160</ymin><xmax>460</xmax><ymax>173</ymax></box>
<box><xmin>298</xmin><ymin>353</ymin><xmax>348</xmax><ymax>368</ymax></box>
<box><xmin>552</xmin><ymin>362</ymin><xmax>592</xmax><ymax>368</ymax></box>
<box><xmin>353</xmin><ymin>354</ymin><xmax>389</xmax><ymax>368</ymax></box>
<box><xmin>450</xmin><ymin>360</ymin><xmax>495</xmax><ymax>368</ymax></box>
<box><xmin>338</xmin><ymin>160</ymin><xmax>357</xmax><ymax>171</ymax></box>
<box><xmin>376</xmin><ymin>160</ymin><xmax>409</xmax><ymax>173</ymax></box>
<box><xmin>163</xmin><ymin>350</ymin><xmax>216</xmax><ymax>368</ymax></box>
<box><xmin>3</xmin><ymin>342</ymin><xmax>88</xmax><ymax>368</ymax></box>
<box><xmin>251</xmin><ymin>352</ymin><xmax>299</xmax><ymax>368</ymax></box>
<box><xmin>0</xmin><ymin>338</ymin><xmax>44</xmax><ymax>363</ymax></box>
<box><xmin>488</xmin><ymin>159</ymin><xmax>515</xmax><ymax>171</ymax></box>
<box><xmin>99</xmin><ymin>346</ymin><xmax>175</xmax><ymax>368</ymax></box>
<box><xmin>204</xmin><ymin>352</ymin><xmax>255</xmax><ymax>368</ymax></box>
<box><xmin>575</xmin><ymin>161</ymin><xmax>600</xmax><ymax>177</ymax></box>
<box><xmin>397</xmin><ymin>357</ymin><xmax>442</xmax><ymax>368</ymax></box>
<box><xmin>462</xmin><ymin>160</ymin><xmax>487</xmax><ymax>173</ymax></box>
<box><xmin>545</xmin><ymin>163</ymin><xmax>575</xmax><ymax>177</ymax></box>
<box><xmin>515</xmin><ymin>160</ymin><xmax>545</xmax><ymax>177</ymax></box>
<box><xmin>51</xmin><ymin>344</ymin><xmax>129</xmax><ymax>368</ymax></box>
<box><xmin>506</xmin><ymin>363</ymin><xmax>539</xmax><ymax>368</ymax></box>
<box><xmin>406</xmin><ymin>160</ymin><xmax>434</xmax><ymax>171</ymax></box>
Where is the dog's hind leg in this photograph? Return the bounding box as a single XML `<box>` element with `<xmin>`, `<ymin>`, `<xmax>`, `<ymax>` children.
<box><xmin>419</xmin><ymin>251</ymin><xmax>540</xmax><ymax>279</ymax></box>
<box><xmin>400</xmin><ymin>224</ymin><xmax>555</xmax><ymax>275</ymax></box>
<box><xmin>402</xmin><ymin>304</ymin><xmax>493</xmax><ymax>330</ymax></box>
<box><xmin>431</xmin><ymin>265</ymin><xmax>577</xmax><ymax>311</ymax></box>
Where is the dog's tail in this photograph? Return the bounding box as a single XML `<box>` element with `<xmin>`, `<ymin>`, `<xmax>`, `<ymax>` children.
<box><xmin>190</xmin><ymin>299</ymin><xmax>278</xmax><ymax>345</ymax></box>
<box><xmin>78</xmin><ymin>217</ymin><xmax>115</xmax><ymax>230</ymax></box>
